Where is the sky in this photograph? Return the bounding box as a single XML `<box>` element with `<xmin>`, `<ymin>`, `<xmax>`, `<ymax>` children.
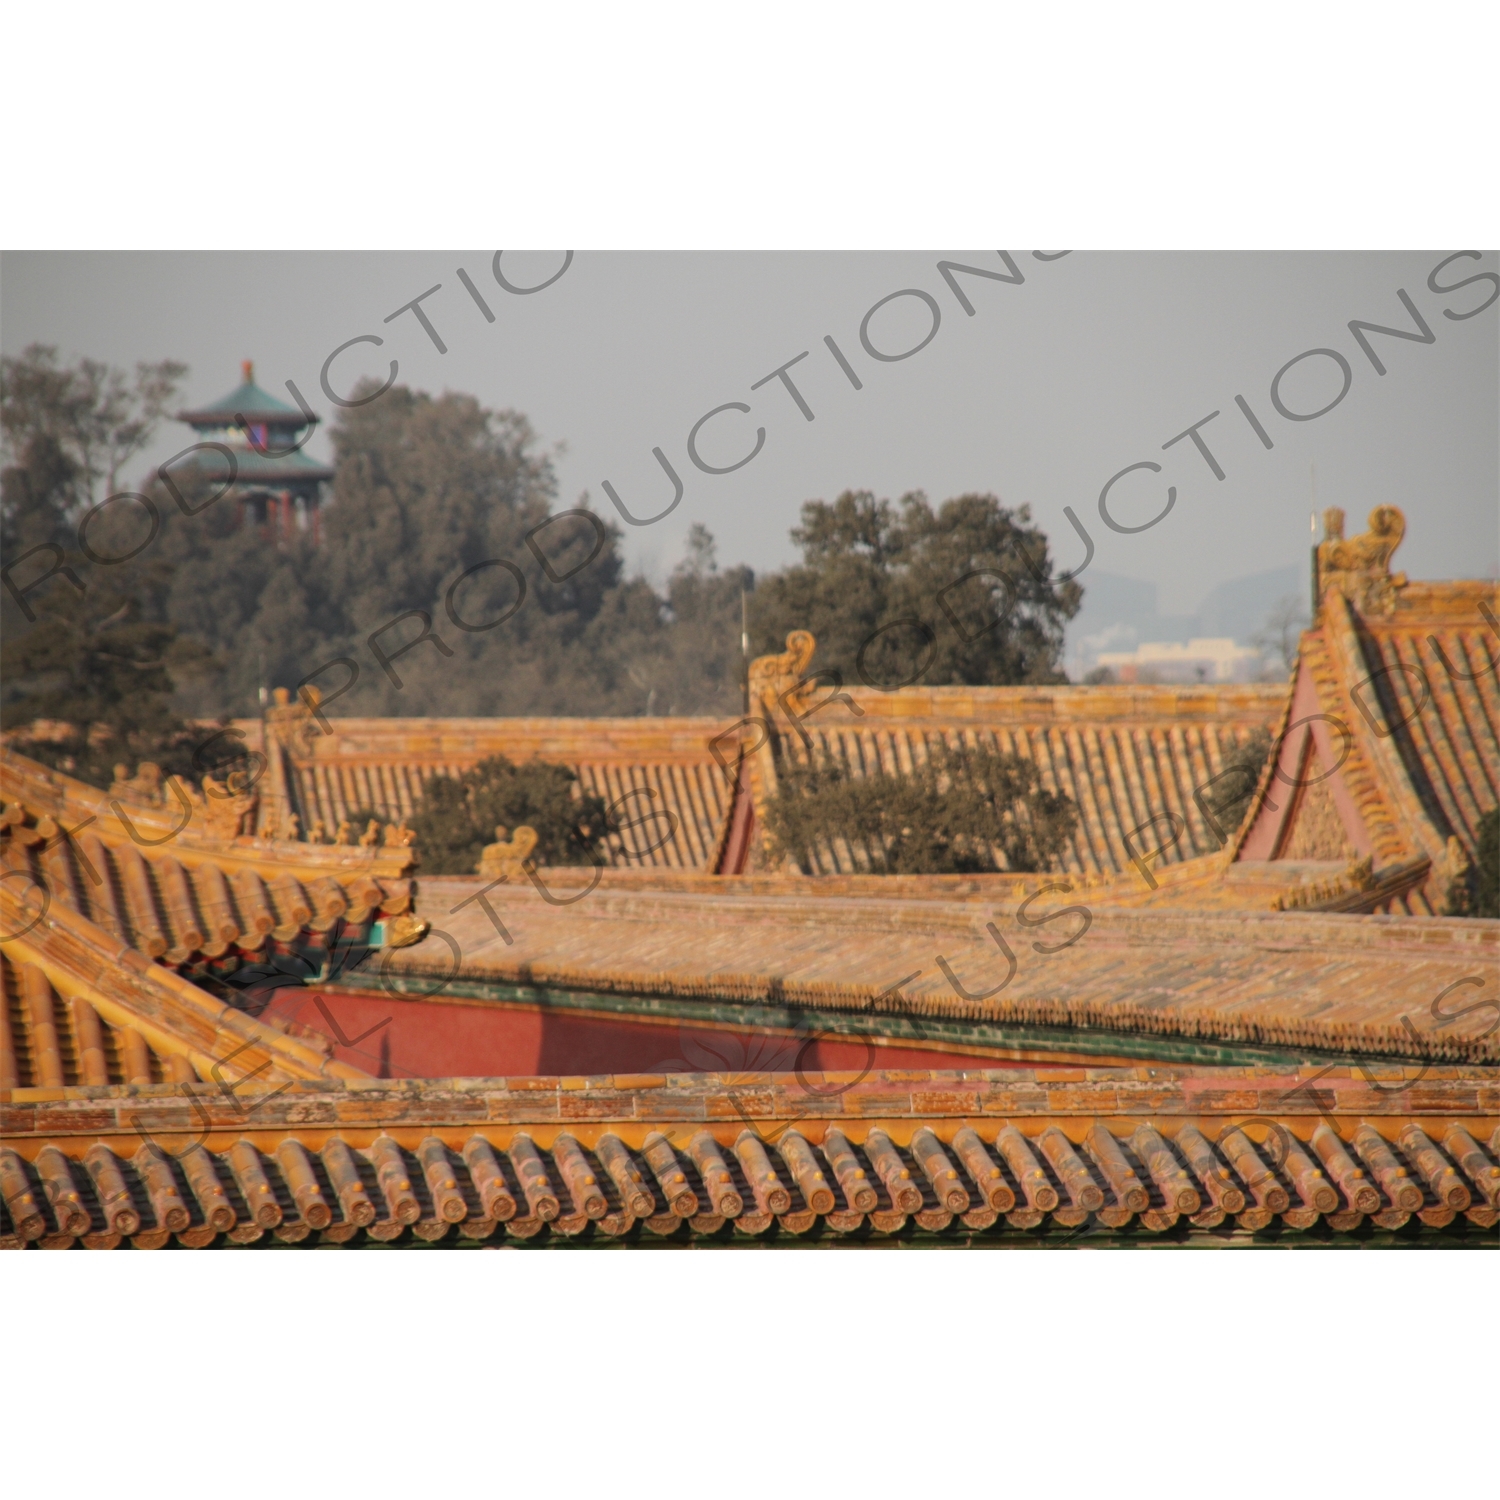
<box><xmin>3</xmin><ymin>250</ymin><xmax>1496</xmax><ymax>624</ymax></box>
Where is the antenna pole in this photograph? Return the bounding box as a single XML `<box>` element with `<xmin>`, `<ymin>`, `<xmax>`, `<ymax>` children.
<box><xmin>740</xmin><ymin>589</ymin><xmax>750</xmax><ymax>714</ymax></box>
<box><xmin>1309</xmin><ymin>464</ymin><xmax>1319</xmax><ymax>620</ymax></box>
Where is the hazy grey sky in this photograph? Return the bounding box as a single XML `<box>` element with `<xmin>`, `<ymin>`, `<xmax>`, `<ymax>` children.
<box><xmin>3</xmin><ymin>250</ymin><xmax>1495</xmax><ymax>615</ymax></box>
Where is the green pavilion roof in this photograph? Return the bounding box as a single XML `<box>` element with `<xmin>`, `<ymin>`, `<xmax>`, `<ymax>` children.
<box><xmin>157</xmin><ymin>442</ymin><xmax>332</xmax><ymax>489</ymax></box>
<box><xmin>177</xmin><ymin>361</ymin><xmax>319</xmax><ymax>429</ymax></box>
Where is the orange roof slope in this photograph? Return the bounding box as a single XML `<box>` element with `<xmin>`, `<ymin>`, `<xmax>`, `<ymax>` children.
<box><xmin>2</xmin><ymin>752</ymin><xmax>416</xmax><ymax>966</ymax></box>
<box><xmin>386</xmin><ymin>877</ymin><xmax>1500</xmax><ymax>1065</ymax></box>
<box><xmin>1</xmin><ymin>752</ymin><xmax>384</xmax><ymax>1087</ymax></box>
<box><xmin>1234</xmin><ymin>507</ymin><xmax>1499</xmax><ymax>914</ymax></box>
<box><xmin>766</xmin><ymin>681</ymin><xmax>1284</xmax><ymax>877</ymax></box>
<box><xmin>243</xmin><ymin>683</ymin><xmax>1285</xmax><ymax>879</ymax></box>
<box><xmin>246</xmin><ymin>711</ymin><xmax>739</xmax><ymax>872</ymax></box>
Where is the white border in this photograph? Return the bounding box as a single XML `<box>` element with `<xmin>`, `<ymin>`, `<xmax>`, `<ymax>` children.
<box><xmin>2</xmin><ymin>3</ymin><xmax>1497</xmax><ymax>249</ymax></box>
<box><xmin>1</xmin><ymin>1248</ymin><xmax>1493</xmax><ymax>1490</ymax></box>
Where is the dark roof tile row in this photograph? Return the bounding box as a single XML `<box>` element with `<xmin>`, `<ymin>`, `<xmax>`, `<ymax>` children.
<box><xmin>5</xmin><ymin>1116</ymin><xmax>1496</xmax><ymax>1249</ymax></box>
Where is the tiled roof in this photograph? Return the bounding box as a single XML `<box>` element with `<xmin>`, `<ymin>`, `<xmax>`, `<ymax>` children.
<box><xmin>0</xmin><ymin>901</ymin><xmax>358</xmax><ymax>1088</ymax></box>
<box><xmin>389</xmin><ymin>877</ymin><xmax>1500</xmax><ymax>1065</ymax></box>
<box><xmin>247</xmin><ymin>683</ymin><xmax>1285</xmax><ymax>878</ymax></box>
<box><xmin>4</xmin><ymin>1067</ymin><xmax>1495</xmax><ymax>1247</ymax></box>
<box><xmin>180</xmin><ymin>445</ymin><xmax>333</xmax><ymax>486</ymax></box>
<box><xmin>250</xmin><ymin>716</ymin><xmax>740</xmax><ymax>872</ymax></box>
<box><xmin>1347</xmin><ymin>584</ymin><xmax>1499</xmax><ymax>858</ymax></box>
<box><xmin>5</xmin><ymin>947</ymin><xmax>196</xmax><ymax>1089</ymax></box>
<box><xmin>774</xmin><ymin>683</ymin><xmax>1285</xmax><ymax>877</ymax></box>
<box><xmin>171</xmin><ymin>365</ymin><xmax>333</xmax><ymax>487</ymax></box>
<box><xmin>1234</xmin><ymin>511</ymin><xmax>1499</xmax><ymax>914</ymax></box>
<box><xmin>0</xmin><ymin>937</ymin><xmax>358</xmax><ymax>1089</ymax></box>
<box><xmin>0</xmin><ymin>752</ymin><xmax>425</xmax><ymax>1086</ymax></box>
<box><xmin>2</xmin><ymin>752</ymin><xmax>416</xmax><ymax>967</ymax></box>
<box><xmin>178</xmin><ymin>373</ymin><xmax>307</xmax><ymax>427</ymax></box>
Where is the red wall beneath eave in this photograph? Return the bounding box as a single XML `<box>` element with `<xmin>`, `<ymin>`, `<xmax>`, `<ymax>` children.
<box><xmin>261</xmin><ymin>986</ymin><xmax>1028</xmax><ymax>1080</ymax></box>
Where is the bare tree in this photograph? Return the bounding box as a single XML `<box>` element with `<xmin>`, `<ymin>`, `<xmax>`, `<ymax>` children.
<box><xmin>1</xmin><ymin>343</ymin><xmax>186</xmax><ymax>518</ymax></box>
<box><xmin>1253</xmin><ymin>594</ymin><xmax>1310</xmax><ymax>673</ymax></box>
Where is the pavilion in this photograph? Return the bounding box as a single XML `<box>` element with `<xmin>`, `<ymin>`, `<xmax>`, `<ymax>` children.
<box><xmin>171</xmin><ymin>361</ymin><xmax>334</xmax><ymax>546</ymax></box>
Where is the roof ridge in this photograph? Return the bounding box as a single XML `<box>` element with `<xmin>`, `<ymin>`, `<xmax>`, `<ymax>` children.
<box><xmin>1308</xmin><ymin>601</ymin><xmax>1412</xmax><ymax>866</ymax></box>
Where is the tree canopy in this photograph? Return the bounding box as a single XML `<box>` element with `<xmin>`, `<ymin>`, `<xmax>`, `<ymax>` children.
<box><xmin>763</xmin><ymin>741</ymin><xmax>1078</xmax><ymax>875</ymax></box>
<box><xmin>748</xmin><ymin>489</ymin><xmax>1081</xmax><ymax>691</ymax></box>
<box><xmin>408</xmin><ymin>754</ymin><xmax>612</xmax><ymax>874</ymax></box>
<box><xmin>1</xmin><ymin>345</ymin><xmax>208</xmax><ymax>783</ymax></box>
<box><xmin>1474</xmin><ymin>807</ymin><xmax>1498</xmax><ymax>919</ymax></box>
<box><xmin>145</xmin><ymin>379</ymin><xmax>753</xmax><ymax>723</ymax></box>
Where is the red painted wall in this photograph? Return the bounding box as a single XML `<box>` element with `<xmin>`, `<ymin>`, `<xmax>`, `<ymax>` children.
<box><xmin>263</xmin><ymin>986</ymin><xmax>1021</xmax><ymax>1080</ymax></box>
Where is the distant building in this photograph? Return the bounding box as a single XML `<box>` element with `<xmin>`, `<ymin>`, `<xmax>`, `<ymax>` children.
<box><xmin>1066</xmin><ymin>565</ymin><xmax>1302</xmax><ymax>679</ymax></box>
<box><xmin>171</xmin><ymin>361</ymin><xmax>334</xmax><ymax>545</ymax></box>
<box><xmin>1094</xmin><ymin>636</ymin><xmax>1263</xmax><ymax>682</ymax></box>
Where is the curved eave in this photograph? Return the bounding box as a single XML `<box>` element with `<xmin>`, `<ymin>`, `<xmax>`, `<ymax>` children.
<box><xmin>158</xmin><ymin>454</ymin><xmax>335</xmax><ymax>486</ymax></box>
<box><xmin>223</xmin><ymin>466</ymin><xmax>335</xmax><ymax>487</ymax></box>
<box><xmin>177</xmin><ymin>408</ymin><xmax>320</xmax><ymax>428</ymax></box>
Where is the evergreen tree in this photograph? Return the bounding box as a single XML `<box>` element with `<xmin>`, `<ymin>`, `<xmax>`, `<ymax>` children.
<box><xmin>1475</xmin><ymin>806</ymin><xmax>1499</xmax><ymax>920</ymax></box>
<box><xmin>1</xmin><ymin>345</ymin><xmax>207</xmax><ymax>782</ymax></box>
<box><xmin>155</xmin><ymin>380</ymin><xmax>741</xmax><ymax>720</ymax></box>
<box><xmin>764</xmin><ymin>740</ymin><xmax>1078</xmax><ymax>875</ymax></box>
<box><xmin>408</xmin><ymin>754</ymin><xmax>612</xmax><ymax>873</ymax></box>
<box><xmin>1202</xmin><ymin>727</ymin><xmax>1274</xmax><ymax>841</ymax></box>
<box><xmin>749</xmin><ymin>489</ymin><xmax>1081</xmax><ymax>691</ymax></box>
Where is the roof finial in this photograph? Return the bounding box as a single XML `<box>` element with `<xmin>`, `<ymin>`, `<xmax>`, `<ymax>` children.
<box><xmin>242</xmin><ymin>359</ymin><xmax>254</xmax><ymax>385</ymax></box>
<box><xmin>1315</xmin><ymin>506</ymin><xmax>1408</xmax><ymax>616</ymax></box>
